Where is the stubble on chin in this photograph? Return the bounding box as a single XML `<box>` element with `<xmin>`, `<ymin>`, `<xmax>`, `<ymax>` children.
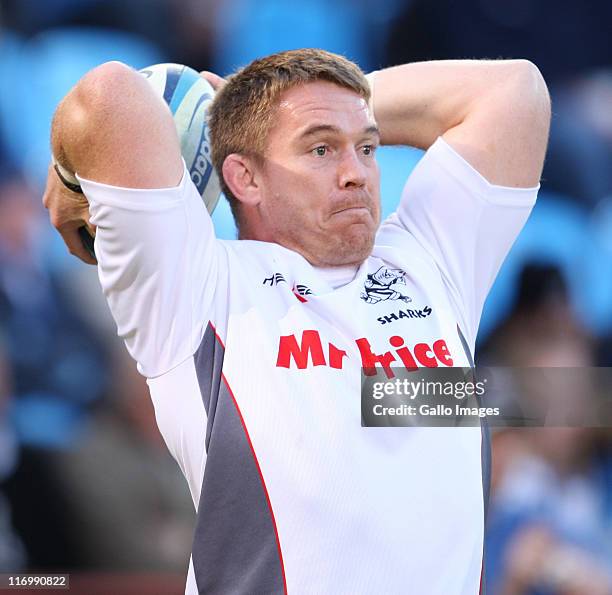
<box><xmin>315</xmin><ymin>224</ymin><xmax>376</xmax><ymax>267</ymax></box>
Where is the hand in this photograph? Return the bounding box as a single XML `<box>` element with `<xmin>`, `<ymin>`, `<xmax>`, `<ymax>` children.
<box><xmin>42</xmin><ymin>162</ymin><xmax>97</xmax><ymax>265</ymax></box>
<box><xmin>200</xmin><ymin>71</ymin><xmax>227</xmax><ymax>91</ymax></box>
<box><xmin>503</xmin><ymin>525</ymin><xmax>553</xmax><ymax>592</ymax></box>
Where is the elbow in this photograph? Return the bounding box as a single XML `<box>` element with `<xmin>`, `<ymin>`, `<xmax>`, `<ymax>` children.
<box><xmin>519</xmin><ymin>60</ymin><xmax>550</xmax><ymax>108</ymax></box>
<box><xmin>509</xmin><ymin>60</ymin><xmax>551</xmax><ymax>131</ymax></box>
<box><xmin>74</xmin><ymin>61</ymin><xmax>137</xmax><ymax>112</ymax></box>
<box><xmin>60</xmin><ymin>61</ymin><xmax>137</xmax><ymax>132</ymax></box>
<box><xmin>52</xmin><ymin>60</ymin><xmax>145</xmax><ymax>170</ymax></box>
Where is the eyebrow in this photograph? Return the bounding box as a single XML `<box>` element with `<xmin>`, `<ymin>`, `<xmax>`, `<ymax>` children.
<box><xmin>298</xmin><ymin>124</ymin><xmax>380</xmax><ymax>141</ymax></box>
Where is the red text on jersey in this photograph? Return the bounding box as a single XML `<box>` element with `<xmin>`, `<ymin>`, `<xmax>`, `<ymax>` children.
<box><xmin>276</xmin><ymin>330</ymin><xmax>453</xmax><ymax>378</ymax></box>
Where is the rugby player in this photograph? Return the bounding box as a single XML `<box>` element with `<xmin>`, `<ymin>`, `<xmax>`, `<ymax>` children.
<box><xmin>44</xmin><ymin>49</ymin><xmax>550</xmax><ymax>594</ymax></box>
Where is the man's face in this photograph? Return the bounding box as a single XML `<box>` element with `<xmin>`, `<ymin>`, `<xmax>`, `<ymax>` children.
<box><xmin>253</xmin><ymin>81</ymin><xmax>381</xmax><ymax>267</ymax></box>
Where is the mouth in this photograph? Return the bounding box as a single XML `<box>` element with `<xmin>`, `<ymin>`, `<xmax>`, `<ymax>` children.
<box><xmin>331</xmin><ymin>205</ymin><xmax>371</xmax><ymax>216</ymax></box>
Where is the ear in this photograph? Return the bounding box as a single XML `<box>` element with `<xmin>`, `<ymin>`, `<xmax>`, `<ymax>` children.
<box><xmin>222</xmin><ymin>154</ymin><xmax>262</xmax><ymax>207</ymax></box>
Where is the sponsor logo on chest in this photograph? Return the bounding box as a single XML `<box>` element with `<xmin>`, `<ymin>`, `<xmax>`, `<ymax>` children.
<box><xmin>276</xmin><ymin>330</ymin><xmax>453</xmax><ymax>379</ymax></box>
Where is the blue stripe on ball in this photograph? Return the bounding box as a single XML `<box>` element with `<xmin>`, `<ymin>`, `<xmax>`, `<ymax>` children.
<box><xmin>163</xmin><ymin>65</ymin><xmax>183</xmax><ymax>107</ymax></box>
<box><xmin>169</xmin><ymin>70</ymin><xmax>199</xmax><ymax>114</ymax></box>
<box><xmin>187</xmin><ymin>94</ymin><xmax>212</xmax><ymax>130</ymax></box>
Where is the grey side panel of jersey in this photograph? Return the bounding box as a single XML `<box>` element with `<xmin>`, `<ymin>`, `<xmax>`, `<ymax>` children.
<box><xmin>456</xmin><ymin>324</ymin><xmax>490</xmax><ymax>595</ymax></box>
<box><xmin>192</xmin><ymin>323</ymin><xmax>285</xmax><ymax>595</ymax></box>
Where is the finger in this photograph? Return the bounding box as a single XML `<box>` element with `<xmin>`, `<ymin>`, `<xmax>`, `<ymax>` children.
<box><xmin>78</xmin><ymin>226</ymin><xmax>97</xmax><ymax>262</ymax></box>
<box><xmin>60</xmin><ymin>226</ymin><xmax>97</xmax><ymax>265</ymax></box>
<box><xmin>84</xmin><ymin>221</ymin><xmax>97</xmax><ymax>237</ymax></box>
<box><xmin>200</xmin><ymin>71</ymin><xmax>227</xmax><ymax>91</ymax></box>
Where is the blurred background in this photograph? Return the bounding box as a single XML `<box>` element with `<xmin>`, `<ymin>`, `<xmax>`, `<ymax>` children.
<box><xmin>0</xmin><ymin>0</ymin><xmax>611</xmax><ymax>593</ymax></box>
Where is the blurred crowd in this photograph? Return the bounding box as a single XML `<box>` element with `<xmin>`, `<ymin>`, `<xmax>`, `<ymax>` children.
<box><xmin>0</xmin><ymin>0</ymin><xmax>610</xmax><ymax>593</ymax></box>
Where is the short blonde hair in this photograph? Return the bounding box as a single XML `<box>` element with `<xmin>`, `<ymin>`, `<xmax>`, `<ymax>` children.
<box><xmin>208</xmin><ymin>48</ymin><xmax>370</xmax><ymax>225</ymax></box>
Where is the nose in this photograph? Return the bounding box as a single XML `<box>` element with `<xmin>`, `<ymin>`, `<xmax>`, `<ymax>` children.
<box><xmin>337</xmin><ymin>148</ymin><xmax>367</xmax><ymax>189</ymax></box>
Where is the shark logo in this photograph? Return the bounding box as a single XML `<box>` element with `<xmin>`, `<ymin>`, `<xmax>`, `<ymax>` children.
<box><xmin>360</xmin><ymin>266</ymin><xmax>412</xmax><ymax>304</ymax></box>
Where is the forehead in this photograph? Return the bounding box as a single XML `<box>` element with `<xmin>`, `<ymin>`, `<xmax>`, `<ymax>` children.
<box><xmin>272</xmin><ymin>81</ymin><xmax>374</xmax><ymax>139</ymax></box>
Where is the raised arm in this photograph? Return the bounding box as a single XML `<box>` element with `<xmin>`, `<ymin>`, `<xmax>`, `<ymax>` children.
<box><xmin>370</xmin><ymin>60</ymin><xmax>551</xmax><ymax>187</ymax></box>
<box><xmin>44</xmin><ymin>61</ymin><xmax>183</xmax><ymax>262</ymax></box>
<box><xmin>44</xmin><ymin>61</ymin><xmax>223</xmax><ymax>378</ymax></box>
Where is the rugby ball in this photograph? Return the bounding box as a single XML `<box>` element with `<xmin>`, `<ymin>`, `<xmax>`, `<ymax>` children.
<box><xmin>139</xmin><ymin>63</ymin><xmax>221</xmax><ymax>214</ymax></box>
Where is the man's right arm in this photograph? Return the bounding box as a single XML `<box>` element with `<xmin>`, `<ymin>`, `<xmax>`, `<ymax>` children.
<box><xmin>45</xmin><ymin>61</ymin><xmax>221</xmax><ymax>378</ymax></box>
<box><xmin>45</xmin><ymin>61</ymin><xmax>183</xmax><ymax>263</ymax></box>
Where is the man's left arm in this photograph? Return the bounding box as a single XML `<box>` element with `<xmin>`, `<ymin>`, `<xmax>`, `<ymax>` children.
<box><xmin>370</xmin><ymin>59</ymin><xmax>550</xmax><ymax>187</ymax></box>
<box><xmin>371</xmin><ymin>60</ymin><xmax>551</xmax><ymax>349</ymax></box>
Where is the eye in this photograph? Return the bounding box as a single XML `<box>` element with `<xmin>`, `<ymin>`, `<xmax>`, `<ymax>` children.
<box><xmin>312</xmin><ymin>145</ymin><xmax>328</xmax><ymax>157</ymax></box>
<box><xmin>361</xmin><ymin>144</ymin><xmax>376</xmax><ymax>156</ymax></box>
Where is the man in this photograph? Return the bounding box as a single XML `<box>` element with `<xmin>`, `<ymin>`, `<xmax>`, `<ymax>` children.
<box><xmin>44</xmin><ymin>49</ymin><xmax>550</xmax><ymax>594</ymax></box>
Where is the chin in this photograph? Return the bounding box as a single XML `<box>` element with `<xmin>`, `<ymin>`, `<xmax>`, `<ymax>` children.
<box><xmin>319</xmin><ymin>226</ymin><xmax>375</xmax><ymax>267</ymax></box>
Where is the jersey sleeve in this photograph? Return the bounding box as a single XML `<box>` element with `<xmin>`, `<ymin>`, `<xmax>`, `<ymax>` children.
<box><xmin>382</xmin><ymin>137</ymin><xmax>538</xmax><ymax>349</ymax></box>
<box><xmin>77</xmin><ymin>164</ymin><xmax>219</xmax><ymax>378</ymax></box>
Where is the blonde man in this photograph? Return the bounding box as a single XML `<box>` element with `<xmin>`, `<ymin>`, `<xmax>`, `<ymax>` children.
<box><xmin>45</xmin><ymin>49</ymin><xmax>550</xmax><ymax>594</ymax></box>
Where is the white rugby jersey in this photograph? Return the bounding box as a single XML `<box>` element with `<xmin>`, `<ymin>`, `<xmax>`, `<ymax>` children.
<box><xmin>79</xmin><ymin>138</ymin><xmax>538</xmax><ymax>595</ymax></box>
